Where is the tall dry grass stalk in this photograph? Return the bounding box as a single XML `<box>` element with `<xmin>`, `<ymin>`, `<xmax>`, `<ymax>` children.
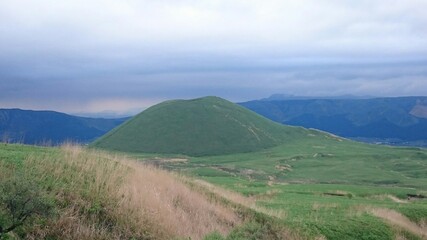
<box><xmin>23</xmin><ymin>144</ymin><xmax>240</xmax><ymax>239</ymax></box>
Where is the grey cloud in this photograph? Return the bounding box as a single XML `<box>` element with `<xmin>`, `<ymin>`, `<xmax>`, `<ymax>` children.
<box><xmin>1</xmin><ymin>0</ymin><xmax>427</xmax><ymax>113</ymax></box>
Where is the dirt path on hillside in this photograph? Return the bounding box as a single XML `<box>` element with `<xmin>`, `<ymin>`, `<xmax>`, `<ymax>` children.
<box><xmin>387</xmin><ymin>195</ymin><xmax>409</xmax><ymax>204</ymax></box>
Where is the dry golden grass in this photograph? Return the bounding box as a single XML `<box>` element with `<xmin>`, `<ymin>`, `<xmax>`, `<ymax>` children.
<box><xmin>190</xmin><ymin>179</ymin><xmax>287</xmax><ymax>219</ymax></box>
<box><xmin>370</xmin><ymin>208</ymin><xmax>427</xmax><ymax>239</ymax></box>
<box><xmin>394</xmin><ymin>234</ymin><xmax>408</xmax><ymax>240</ymax></box>
<box><xmin>369</xmin><ymin>195</ymin><xmax>409</xmax><ymax>204</ymax></box>
<box><xmin>23</xmin><ymin>144</ymin><xmax>240</xmax><ymax>239</ymax></box>
<box><xmin>117</xmin><ymin>160</ymin><xmax>240</xmax><ymax>239</ymax></box>
<box><xmin>312</xmin><ymin>202</ymin><xmax>338</xmax><ymax>211</ymax></box>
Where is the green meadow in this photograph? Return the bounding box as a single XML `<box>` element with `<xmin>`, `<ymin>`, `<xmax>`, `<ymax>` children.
<box><xmin>1</xmin><ymin>137</ymin><xmax>427</xmax><ymax>239</ymax></box>
<box><xmin>132</xmin><ymin>135</ymin><xmax>427</xmax><ymax>240</ymax></box>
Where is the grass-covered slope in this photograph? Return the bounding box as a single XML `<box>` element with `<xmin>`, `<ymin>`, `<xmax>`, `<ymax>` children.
<box><xmin>137</xmin><ymin>135</ymin><xmax>427</xmax><ymax>240</ymax></box>
<box><xmin>92</xmin><ymin>96</ymin><xmax>309</xmax><ymax>156</ymax></box>
<box><xmin>0</xmin><ymin>144</ymin><xmax>258</xmax><ymax>240</ymax></box>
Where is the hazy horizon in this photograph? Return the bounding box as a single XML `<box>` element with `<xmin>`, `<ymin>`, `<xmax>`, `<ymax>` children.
<box><xmin>1</xmin><ymin>1</ymin><xmax>427</xmax><ymax>114</ymax></box>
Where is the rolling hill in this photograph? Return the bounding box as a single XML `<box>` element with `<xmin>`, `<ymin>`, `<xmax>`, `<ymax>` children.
<box><xmin>92</xmin><ymin>96</ymin><xmax>313</xmax><ymax>156</ymax></box>
<box><xmin>240</xmin><ymin>96</ymin><xmax>427</xmax><ymax>146</ymax></box>
<box><xmin>0</xmin><ymin>108</ymin><xmax>128</xmax><ymax>145</ymax></box>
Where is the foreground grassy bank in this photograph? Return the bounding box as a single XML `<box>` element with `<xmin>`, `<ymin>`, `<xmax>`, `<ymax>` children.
<box><xmin>2</xmin><ymin>141</ymin><xmax>427</xmax><ymax>239</ymax></box>
<box><xmin>0</xmin><ymin>144</ymin><xmax>297</xmax><ymax>239</ymax></box>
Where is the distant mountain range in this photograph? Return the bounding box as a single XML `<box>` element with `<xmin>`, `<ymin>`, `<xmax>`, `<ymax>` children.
<box><xmin>0</xmin><ymin>109</ymin><xmax>129</xmax><ymax>145</ymax></box>
<box><xmin>240</xmin><ymin>96</ymin><xmax>427</xmax><ymax>147</ymax></box>
<box><xmin>2</xmin><ymin>96</ymin><xmax>427</xmax><ymax>147</ymax></box>
<box><xmin>262</xmin><ymin>94</ymin><xmax>374</xmax><ymax>101</ymax></box>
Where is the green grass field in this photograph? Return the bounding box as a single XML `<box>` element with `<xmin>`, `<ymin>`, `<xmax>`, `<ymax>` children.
<box><xmin>131</xmin><ymin>135</ymin><xmax>427</xmax><ymax>240</ymax></box>
<box><xmin>2</xmin><ymin>130</ymin><xmax>427</xmax><ymax>239</ymax></box>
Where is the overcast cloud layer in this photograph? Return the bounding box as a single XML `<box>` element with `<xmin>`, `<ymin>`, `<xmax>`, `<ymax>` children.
<box><xmin>1</xmin><ymin>0</ymin><xmax>427</xmax><ymax>115</ymax></box>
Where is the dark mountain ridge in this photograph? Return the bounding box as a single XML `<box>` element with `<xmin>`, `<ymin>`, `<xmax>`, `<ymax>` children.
<box><xmin>0</xmin><ymin>108</ymin><xmax>128</xmax><ymax>145</ymax></box>
<box><xmin>240</xmin><ymin>96</ymin><xmax>427</xmax><ymax>146</ymax></box>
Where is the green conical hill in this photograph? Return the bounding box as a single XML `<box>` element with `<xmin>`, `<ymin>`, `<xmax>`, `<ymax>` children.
<box><xmin>92</xmin><ymin>96</ymin><xmax>309</xmax><ymax>156</ymax></box>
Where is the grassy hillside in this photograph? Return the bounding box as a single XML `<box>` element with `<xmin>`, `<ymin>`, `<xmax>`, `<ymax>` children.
<box><xmin>240</xmin><ymin>97</ymin><xmax>427</xmax><ymax>147</ymax></box>
<box><xmin>92</xmin><ymin>96</ymin><xmax>310</xmax><ymax>156</ymax></box>
<box><xmin>1</xmin><ymin>143</ymin><xmax>297</xmax><ymax>239</ymax></box>
<box><xmin>133</xmin><ymin>135</ymin><xmax>427</xmax><ymax>240</ymax></box>
<box><xmin>2</xmin><ymin>141</ymin><xmax>427</xmax><ymax>239</ymax></box>
<box><xmin>0</xmin><ymin>109</ymin><xmax>128</xmax><ymax>145</ymax></box>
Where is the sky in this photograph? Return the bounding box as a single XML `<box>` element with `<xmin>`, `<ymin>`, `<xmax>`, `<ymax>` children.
<box><xmin>1</xmin><ymin>0</ymin><xmax>427</xmax><ymax>116</ymax></box>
